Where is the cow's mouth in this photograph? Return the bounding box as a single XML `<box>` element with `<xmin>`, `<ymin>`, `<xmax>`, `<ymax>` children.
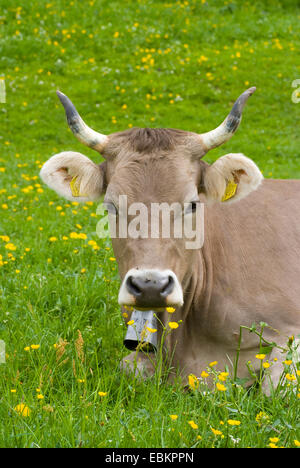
<box><xmin>118</xmin><ymin>268</ymin><xmax>184</xmax><ymax>311</ymax></box>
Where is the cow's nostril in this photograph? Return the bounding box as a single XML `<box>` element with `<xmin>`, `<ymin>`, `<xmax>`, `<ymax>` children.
<box><xmin>126</xmin><ymin>276</ymin><xmax>142</xmax><ymax>296</ymax></box>
<box><xmin>160</xmin><ymin>275</ymin><xmax>175</xmax><ymax>297</ymax></box>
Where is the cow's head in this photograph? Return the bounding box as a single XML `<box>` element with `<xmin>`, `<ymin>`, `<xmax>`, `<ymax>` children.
<box><xmin>40</xmin><ymin>88</ymin><xmax>262</xmax><ymax>312</ymax></box>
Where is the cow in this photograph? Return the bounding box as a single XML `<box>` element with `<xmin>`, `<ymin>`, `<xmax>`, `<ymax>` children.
<box><xmin>40</xmin><ymin>87</ymin><xmax>300</xmax><ymax>395</ymax></box>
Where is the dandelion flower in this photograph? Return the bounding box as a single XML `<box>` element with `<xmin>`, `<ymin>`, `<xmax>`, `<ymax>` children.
<box><xmin>169</xmin><ymin>415</ymin><xmax>178</xmax><ymax>421</ymax></box>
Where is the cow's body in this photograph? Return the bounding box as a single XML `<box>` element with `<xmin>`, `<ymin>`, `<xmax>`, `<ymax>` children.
<box><xmin>122</xmin><ymin>179</ymin><xmax>300</xmax><ymax>388</ymax></box>
<box><xmin>40</xmin><ymin>88</ymin><xmax>300</xmax><ymax>394</ymax></box>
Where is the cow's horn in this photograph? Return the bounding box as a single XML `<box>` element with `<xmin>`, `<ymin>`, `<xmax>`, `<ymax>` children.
<box><xmin>198</xmin><ymin>87</ymin><xmax>256</xmax><ymax>153</ymax></box>
<box><xmin>56</xmin><ymin>91</ymin><xmax>108</xmax><ymax>153</ymax></box>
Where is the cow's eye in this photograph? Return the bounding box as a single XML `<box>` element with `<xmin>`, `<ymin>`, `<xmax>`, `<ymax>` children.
<box><xmin>185</xmin><ymin>201</ymin><xmax>198</xmax><ymax>214</ymax></box>
<box><xmin>104</xmin><ymin>202</ymin><xmax>118</xmax><ymax>215</ymax></box>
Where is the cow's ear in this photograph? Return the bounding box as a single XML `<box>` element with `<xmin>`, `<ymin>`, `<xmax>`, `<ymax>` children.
<box><xmin>40</xmin><ymin>151</ymin><xmax>106</xmax><ymax>202</ymax></box>
<box><xmin>202</xmin><ymin>153</ymin><xmax>263</xmax><ymax>203</ymax></box>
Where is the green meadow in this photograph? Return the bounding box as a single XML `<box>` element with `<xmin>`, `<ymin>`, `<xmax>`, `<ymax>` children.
<box><xmin>0</xmin><ymin>0</ymin><xmax>299</xmax><ymax>448</ymax></box>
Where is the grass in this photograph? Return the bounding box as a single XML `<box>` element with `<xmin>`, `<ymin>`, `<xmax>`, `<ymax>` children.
<box><xmin>0</xmin><ymin>0</ymin><xmax>299</xmax><ymax>448</ymax></box>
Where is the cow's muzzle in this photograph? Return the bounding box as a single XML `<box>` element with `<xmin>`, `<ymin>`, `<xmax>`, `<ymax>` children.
<box><xmin>118</xmin><ymin>269</ymin><xmax>183</xmax><ymax>310</ymax></box>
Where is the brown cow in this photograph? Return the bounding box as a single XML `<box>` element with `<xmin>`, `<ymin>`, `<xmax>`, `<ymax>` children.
<box><xmin>40</xmin><ymin>88</ymin><xmax>300</xmax><ymax>394</ymax></box>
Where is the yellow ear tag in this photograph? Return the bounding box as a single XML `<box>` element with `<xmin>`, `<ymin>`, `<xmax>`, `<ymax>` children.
<box><xmin>70</xmin><ymin>176</ymin><xmax>81</xmax><ymax>197</ymax></box>
<box><xmin>221</xmin><ymin>180</ymin><xmax>237</xmax><ymax>202</ymax></box>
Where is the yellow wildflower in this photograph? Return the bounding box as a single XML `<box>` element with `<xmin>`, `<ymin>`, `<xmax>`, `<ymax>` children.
<box><xmin>188</xmin><ymin>374</ymin><xmax>199</xmax><ymax>390</ymax></box>
<box><xmin>216</xmin><ymin>382</ymin><xmax>227</xmax><ymax>392</ymax></box>
<box><xmin>211</xmin><ymin>427</ymin><xmax>223</xmax><ymax>436</ymax></box>
<box><xmin>31</xmin><ymin>344</ymin><xmax>40</xmax><ymax>350</ymax></box>
<box><xmin>227</xmin><ymin>419</ymin><xmax>241</xmax><ymax>426</ymax></box>
<box><xmin>218</xmin><ymin>372</ymin><xmax>229</xmax><ymax>381</ymax></box>
<box><xmin>5</xmin><ymin>243</ymin><xmax>17</xmax><ymax>251</ymax></box>
<box><xmin>188</xmin><ymin>420</ymin><xmax>198</xmax><ymax>430</ymax></box>
<box><xmin>255</xmin><ymin>411</ymin><xmax>270</xmax><ymax>426</ymax></box>
<box><xmin>14</xmin><ymin>403</ymin><xmax>30</xmax><ymax>417</ymax></box>
<box><xmin>285</xmin><ymin>373</ymin><xmax>296</xmax><ymax>381</ymax></box>
<box><xmin>169</xmin><ymin>415</ymin><xmax>178</xmax><ymax>421</ymax></box>
<box><xmin>209</xmin><ymin>361</ymin><xmax>218</xmax><ymax>367</ymax></box>
<box><xmin>168</xmin><ymin>322</ymin><xmax>179</xmax><ymax>329</ymax></box>
<box><xmin>255</xmin><ymin>354</ymin><xmax>266</xmax><ymax>360</ymax></box>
